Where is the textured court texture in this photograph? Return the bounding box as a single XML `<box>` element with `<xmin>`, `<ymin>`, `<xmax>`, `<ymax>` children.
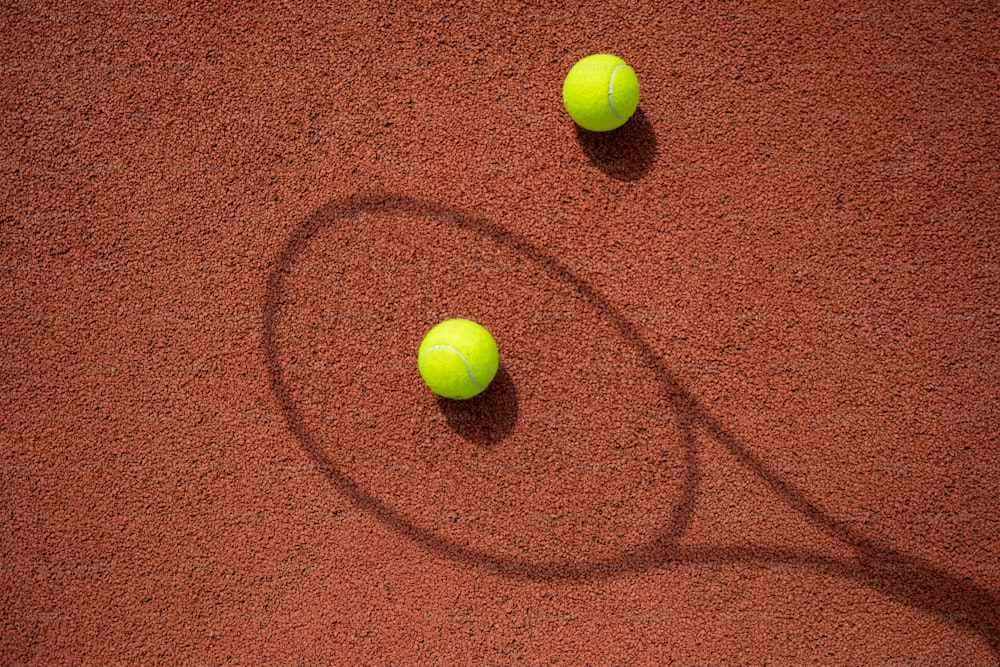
<box><xmin>2</xmin><ymin>2</ymin><xmax>999</xmax><ymax>665</ymax></box>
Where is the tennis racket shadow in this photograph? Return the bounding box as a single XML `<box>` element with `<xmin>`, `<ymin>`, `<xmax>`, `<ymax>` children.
<box><xmin>263</xmin><ymin>194</ymin><xmax>999</xmax><ymax>661</ymax></box>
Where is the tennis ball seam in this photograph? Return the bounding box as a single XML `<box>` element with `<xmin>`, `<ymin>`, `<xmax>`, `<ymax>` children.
<box><xmin>607</xmin><ymin>64</ymin><xmax>627</xmax><ymax>122</ymax></box>
<box><xmin>419</xmin><ymin>344</ymin><xmax>484</xmax><ymax>389</ymax></box>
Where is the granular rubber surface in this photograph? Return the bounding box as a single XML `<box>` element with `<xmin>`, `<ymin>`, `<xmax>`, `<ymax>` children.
<box><xmin>3</xmin><ymin>2</ymin><xmax>999</xmax><ymax>665</ymax></box>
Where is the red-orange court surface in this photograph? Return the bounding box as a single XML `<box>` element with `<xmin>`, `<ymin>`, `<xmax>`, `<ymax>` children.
<box><xmin>2</xmin><ymin>2</ymin><xmax>999</xmax><ymax>665</ymax></box>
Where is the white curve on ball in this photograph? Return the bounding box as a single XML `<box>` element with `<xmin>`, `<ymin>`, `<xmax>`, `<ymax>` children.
<box><xmin>607</xmin><ymin>64</ymin><xmax>627</xmax><ymax>121</ymax></box>
<box><xmin>420</xmin><ymin>344</ymin><xmax>484</xmax><ymax>389</ymax></box>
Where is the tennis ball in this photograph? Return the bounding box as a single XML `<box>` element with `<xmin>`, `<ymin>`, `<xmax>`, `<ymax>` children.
<box><xmin>562</xmin><ymin>53</ymin><xmax>640</xmax><ymax>132</ymax></box>
<box><xmin>417</xmin><ymin>318</ymin><xmax>499</xmax><ymax>400</ymax></box>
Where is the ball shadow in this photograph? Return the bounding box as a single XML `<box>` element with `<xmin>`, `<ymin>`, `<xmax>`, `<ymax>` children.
<box><xmin>574</xmin><ymin>107</ymin><xmax>657</xmax><ymax>181</ymax></box>
<box><xmin>436</xmin><ymin>365</ymin><xmax>518</xmax><ymax>448</ymax></box>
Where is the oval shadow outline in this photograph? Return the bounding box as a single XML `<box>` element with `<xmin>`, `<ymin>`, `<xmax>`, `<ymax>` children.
<box><xmin>262</xmin><ymin>193</ymin><xmax>699</xmax><ymax>580</ymax></box>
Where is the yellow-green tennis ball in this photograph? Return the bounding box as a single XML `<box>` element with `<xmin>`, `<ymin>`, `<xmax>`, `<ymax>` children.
<box><xmin>417</xmin><ymin>318</ymin><xmax>499</xmax><ymax>400</ymax></box>
<box><xmin>562</xmin><ymin>53</ymin><xmax>640</xmax><ymax>132</ymax></box>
